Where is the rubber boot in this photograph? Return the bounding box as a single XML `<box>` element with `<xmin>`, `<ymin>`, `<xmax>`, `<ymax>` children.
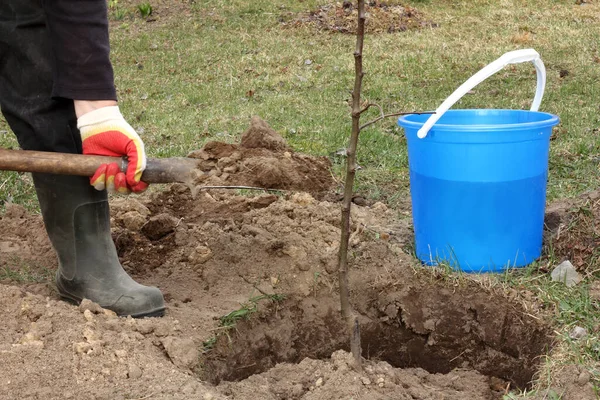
<box><xmin>33</xmin><ymin>173</ymin><xmax>165</xmax><ymax>318</ymax></box>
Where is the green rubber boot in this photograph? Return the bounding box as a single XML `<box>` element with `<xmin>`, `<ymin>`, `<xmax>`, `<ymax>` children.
<box><xmin>33</xmin><ymin>173</ymin><xmax>165</xmax><ymax>318</ymax></box>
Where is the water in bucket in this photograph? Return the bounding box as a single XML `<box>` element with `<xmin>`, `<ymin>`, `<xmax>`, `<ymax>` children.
<box><xmin>397</xmin><ymin>50</ymin><xmax>560</xmax><ymax>273</ymax></box>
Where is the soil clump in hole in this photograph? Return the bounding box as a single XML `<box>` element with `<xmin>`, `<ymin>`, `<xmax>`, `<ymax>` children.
<box><xmin>283</xmin><ymin>1</ymin><xmax>437</xmax><ymax>34</ymax></box>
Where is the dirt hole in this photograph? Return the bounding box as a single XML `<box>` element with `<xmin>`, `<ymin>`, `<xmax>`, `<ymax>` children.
<box><xmin>202</xmin><ymin>280</ymin><xmax>552</xmax><ymax>396</ymax></box>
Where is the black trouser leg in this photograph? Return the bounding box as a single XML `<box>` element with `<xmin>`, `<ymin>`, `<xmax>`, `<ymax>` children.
<box><xmin>0</xmin><ymin>2</ymin><xmax>165</xmax><ymax>317</ymax></box>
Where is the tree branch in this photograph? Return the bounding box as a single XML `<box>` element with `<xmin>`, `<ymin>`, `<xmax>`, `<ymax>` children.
<box><xmin>359</xmin><ymin>111</ymin><xmax>434</xmax><ymax>131</ymax></box>
<box><xmin>358</xmin><ymin>102</ymin><xmax>384</xmax><ymax>118</ymax></box>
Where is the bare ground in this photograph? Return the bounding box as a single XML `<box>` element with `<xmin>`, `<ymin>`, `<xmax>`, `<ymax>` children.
<box><xmin>0</xmin><ymin>118</ymin><xmax>592</xmax><ymax>400</ymax></box>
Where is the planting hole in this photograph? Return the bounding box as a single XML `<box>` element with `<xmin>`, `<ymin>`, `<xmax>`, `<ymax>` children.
<box><xmin>201</xmin><ymin>278</ymin><xmax>552</xmax><ymax>397</ymax></box>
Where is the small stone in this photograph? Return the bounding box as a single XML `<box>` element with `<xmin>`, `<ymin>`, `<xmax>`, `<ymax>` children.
<box><xmin>114</xmin><ymin>349</ymin><xmax>128</xmax><ymax>359</ymax></box>
<box><xmin>74</xmin><ymin>342</ymin><xmax>93</xmax><ymax>354</ymax></box>
<box><xmin>376</xmin><ymin>376</ymin><xmax>385</xmax><ymax>387</ymax></box>
<box><xmin>551</xmin><ymin>261</ymin><xmax>581</xmax><ymax>287</ymax></box>
<box><xmin>136</xmin><ymin>322</ymin><xmax>155</xmax><ymax>335</ymax></box>
<box><xmin>296</xmin><ymin>262</ymin><xmax>311</xmax><ymax>272</ymax></box>
<box><xmin>324</xmin><ymin>258</ymin><xmax>337</xmax><ymax>274</ymax></box>
<box><xmin>19</xmin><ymin>332</ymin><xmax>39</xmax><ymax>344</ymax></box>
<box><xmin>79</xmin><ymin>299</ymin><xmax>104</xmax><ymax>314</ymax></box>
<box><xmin>188</xmin><ymin>246</ymin><xmax>213</xmax><ymax>265</ymax></box>
<box><xmin>315</xmin><ymin>377</ymin><xmax>323</xmax><ymax>387</ymax></box>
<box><xmin>361</xmin><ymin>377</ymin><xmax>371</xmax><ymax>385</ymax></box>
<box><xmin>352</xmin><ymin>196</ymin><xmax>367</xmax><ymax>207</ymax></box>
<box><xmin>161</xmin><ymin>336</ymin><xmax>199</xmax><ymax>369</ymax></box>
<box><xmin>83</xmin><ymin>309</ymin><xmax>95</xmax><ymax>322</ymax></box>
<box><xmin>570</xmin><ymin>326</ymin><xmax>588</xmax><ymax>340</ymax></box>
<box><xmin>128</xmin><ymin>364</ymin><xmax>143</xmax><ymax>379</ymax></box>
<box><xmin>203</xmin><ymin>393</ymin><xmax>214</xmax><ymax>400</ymax></box>
<box><xmin>103</xmin><ymin>309</ymin><xmax>118</xmax><ymax>318</ymax></box>
<box><xmin>101</xmin><ymin>368</ymin><xmax>111</xmax><ymax>376</ymax></box>
<box><xmin>578</xmin><ymin>371</ymin><xmax>591</xmax><ymax>386</ymax></box>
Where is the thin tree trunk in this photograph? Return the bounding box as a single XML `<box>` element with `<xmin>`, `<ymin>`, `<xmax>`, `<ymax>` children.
<box><xmin>338</xmin><ymin>0</ymin><xmax>366</xmax><ymax>370</ymax></box>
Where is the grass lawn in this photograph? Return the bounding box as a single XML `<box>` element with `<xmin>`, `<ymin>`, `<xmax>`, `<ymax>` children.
<box><xmin>1</xmin><ymin>0</ymin><xmax>600</xmax><ymax>397</ymax></box>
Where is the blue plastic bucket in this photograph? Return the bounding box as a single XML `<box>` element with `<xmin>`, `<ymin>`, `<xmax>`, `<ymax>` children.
<box><xmin>397</xmin><ymin>49</ymin><xmax>560</xmax><ymax>272</ymax></box>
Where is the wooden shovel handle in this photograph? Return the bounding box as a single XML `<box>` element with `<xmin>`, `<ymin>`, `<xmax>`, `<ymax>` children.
<box><xmin>0</xmin><ymin>149</ymin><xmax>199</xmax><ymax>184</ymax></box>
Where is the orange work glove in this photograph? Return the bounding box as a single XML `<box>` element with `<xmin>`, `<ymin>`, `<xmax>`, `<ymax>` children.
<box><xmin>77</xmin><ymin>106</ymin><xmax>148</xmax><ymax>194</ymax></box>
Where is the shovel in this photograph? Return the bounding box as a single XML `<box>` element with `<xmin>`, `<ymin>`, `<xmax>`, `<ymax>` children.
<box><xmin>0</xmin><ymin>148</ymin><xmax>200</xmax><ymax>184</ymax></box>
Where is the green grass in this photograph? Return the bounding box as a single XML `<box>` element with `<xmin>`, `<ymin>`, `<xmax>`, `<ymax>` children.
<box><xmin>107</xmin><ymin>0</ymin><xmax>600</xmax><ymax>207</ymax></box>
<box><xmin>202</xmin><ymin>293</ymin><xmax>285</xmax><ymax>353</ymax></box>
<box><xmin>0</xmin><ymin>257</ymin><xmax>54</xmax><ymax>283</ymax></box>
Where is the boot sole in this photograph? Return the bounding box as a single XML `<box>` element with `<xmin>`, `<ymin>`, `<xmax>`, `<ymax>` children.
<box><xmin>58</xmin><ymin>291</ymin><xmax>165</xmax><ymax>319</ymax></box>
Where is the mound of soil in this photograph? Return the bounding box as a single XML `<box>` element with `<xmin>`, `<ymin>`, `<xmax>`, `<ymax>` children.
<box><xmin>0</xmin><ymin>178</ymin><xmax>560</xmax><ymax>399</ymax></box>
<box><xmin>187</xmin><ymin>116</ymin><xmax>335</xmax><ymax>197</ymax></box>
<box><xmin>284</xmin><ymin>1</ymin><xmax>437</xmax><ymax>34</ymax></box>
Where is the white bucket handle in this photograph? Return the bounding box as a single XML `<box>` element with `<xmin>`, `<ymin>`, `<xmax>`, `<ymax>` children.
<box><xmin>417</xmin><ymin>49</ymin><xmax>546</xmax><ymax>139</ymax></box>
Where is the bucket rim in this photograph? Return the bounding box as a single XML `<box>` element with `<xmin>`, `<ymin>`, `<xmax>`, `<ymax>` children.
<box><xmin>398</xmin><ymin>109</ymin><xmax>560</xmax><ymax>132</ymax></box>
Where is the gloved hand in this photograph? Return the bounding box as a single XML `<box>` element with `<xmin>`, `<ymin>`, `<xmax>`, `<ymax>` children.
<box><xmin>77</xmin><ymin>106</ymin><xmax>148</xmax><ymax>194</ymax></box>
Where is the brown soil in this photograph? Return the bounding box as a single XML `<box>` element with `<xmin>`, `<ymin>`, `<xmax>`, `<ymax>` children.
<box><xmin>1</xmin><ymin>117</ymin><xmax>592</xmax><ymax>399</ymax></box>
<box><xmin>186</xmin><ymin>116</ymin><xmax>335</xmax><ymax>197</ymax></box>
<box><xmin>283</xmin><ymin>1</ymin><xmax>438</xmax><ymax>34</ymax></box>
<box><xmin>544</xmin><ymin>189</ymin><xmax>600</xmax><ymax>274</ymax></box>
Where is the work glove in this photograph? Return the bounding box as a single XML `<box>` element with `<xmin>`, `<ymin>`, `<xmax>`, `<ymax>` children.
<box><xmin>77</xmin><ymin>106</ymin><xmax>148</xmax><ymax>194</ymax></box>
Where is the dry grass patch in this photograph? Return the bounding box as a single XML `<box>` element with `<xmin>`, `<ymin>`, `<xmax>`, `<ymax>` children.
<box><xmin>283</xmin><ymin>1</ymin><xmax>437</xmax><ymax>34</ymax></box>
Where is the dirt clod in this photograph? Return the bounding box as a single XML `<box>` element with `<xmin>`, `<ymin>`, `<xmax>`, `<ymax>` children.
<box><xmin>162</xmin><ymin>336</ymin><xmax>199</xmax><ymax>370</ymax></box>
<box><xmin>142</xmin><ymin>213</ymin><xmax>179</xmax><ymax>240</ymax></box>
<box><xmin>121</xmin><ymin>211</ymin><xmax>148</xmax><ymax>231</ymax></box>
<box><xmin>128</xmin><ymin>364</ymin><xmax>143</xmax><ymax>379</ymax></box>
<box><xmin>187</xmin><ymin>118</ymin><xmax>334</xmax><ymax>196</ymax></box>
<box><xmin>79</xmin><ymin>299</ymin><xmax>104</xmax><ymax>314</ymax></box>
<box><xmin>241</xmin><ymin>116</ymin><xmax>290</xmax><ymax>151</ymax></box>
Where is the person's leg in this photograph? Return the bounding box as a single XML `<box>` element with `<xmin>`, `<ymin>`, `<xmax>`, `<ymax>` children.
<box><xmin>0</xmin><ymin>2</ymin><xmax>164</xmax><ymax>317</ymax></box>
